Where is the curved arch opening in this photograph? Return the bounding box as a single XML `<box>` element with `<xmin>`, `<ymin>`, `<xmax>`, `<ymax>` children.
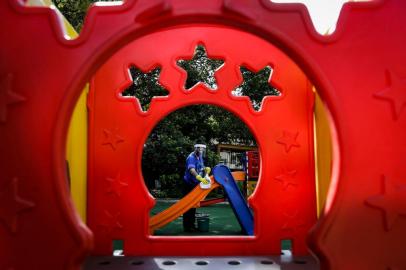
<box><xmin>143</xmin><ymin>104</ymin><xmax>259</xmax><ymax>236</ymax></box>
<box><xmin>54</xmin><ymin>14</ymin><xmax>340</xmax><ymax>262</ymax></box>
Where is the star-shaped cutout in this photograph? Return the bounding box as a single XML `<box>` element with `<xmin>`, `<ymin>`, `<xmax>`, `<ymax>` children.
<box><xmin>177</xmin><ymin>45</ymin><xmax>224</xmax><ymax>90</ymax></box>
<box><xmin>275</xmin><ymin>170</ymin><xmax>298</xmax><ymax>190</ymax></box>
<box><xmin>271</xmin><ymin>0</ymin><xmax>372</xmax><ymax>35</ymax></box>
<box><xmin>0</xmin><ymin>73</ymin><xmax>26</xmax><ymax>123</ymax></box>
<box><xmin>121</xmin><ymin>66</ymin><xmax>169</xmax><ymax>112</ymax></box>
<box><xmin>232</xmin><ymin>66</ymin><xmax>281</xmax><ymax>111</ymax></box>
<box><xmin>102</xmin><ymin>128</ymin><xmax>124</xmax><ymax>150</ymax></box>
<box><xmin>105</xmin><ymin>173</ymin><xmax>128</xmax><ymax>197</ymax></box>
<box><xmin>365</xmin><ymin>176</ymin><xmax>406</xmax><ymax>231</ymax></box>
<box><xmin>0</xmin><ymin>178</ymin><xmax>35</xmax><ymax>233</ymax></box>
<box><xmin>98</xmin><ymin>210</ymin><xmax>123</xmax><ymax>233</ymax></box>
<box><xmin>277</xmin><ymin>130</ymin><xmax>300</xmax><ymax>153</ymax></box>
<box><xmin>281</xmin><ymin>210</ymin><xmax>306</xmax><ymax>234</ymax></box>
<box><xmin>374</xmin><ymin>70</ymin><xmax>406</xmax><ymax>121</ymax></box>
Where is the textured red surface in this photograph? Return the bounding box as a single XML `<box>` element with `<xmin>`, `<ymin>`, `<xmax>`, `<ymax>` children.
<box><xmin>0</xmin><ymin>0</ymin><xmax>405</xmax><ymax>269</ymax></box>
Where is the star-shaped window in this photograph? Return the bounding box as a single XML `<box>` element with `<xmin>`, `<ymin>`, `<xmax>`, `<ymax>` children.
<box><xmin>232</xmin><ymin>66</ymin><xmax>281</xmax><ymax>111</ymax></box>
<box><xmin>121</xmin><ymin>66</ymin><xmax>169</xmax><ymax>112</ymax></box>
<box><xmin>177</xmin><ymin>45</ymin><xmax>224</xmax><ymax>90</ymax></box>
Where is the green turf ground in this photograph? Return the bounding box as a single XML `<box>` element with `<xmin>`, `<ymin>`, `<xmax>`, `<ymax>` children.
<box><xmin>150</xmin><ymin>201</ymin><xmax>244</xmax><ymax>236</ymax></box>
<box><xmin>148</xmin><ymin>201</ymin><xmax>292</xmax><ymax>250</ymax></box>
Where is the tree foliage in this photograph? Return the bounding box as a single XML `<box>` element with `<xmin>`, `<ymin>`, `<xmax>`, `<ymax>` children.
<box><xmin>122</xmin><ymin>66</ymin><xmax>169</xmax><ymax>112</ymax></box>
<box><xmin>141</xmin><ymin>104</ymin><xmax>255</xmax><ymax>197</ymax></box>
<box><xmin>177</xmin><ymin>45</ymin><xmax>223</xmax><ymax>90</ymax></box>
<box><xmin>52</xmin><ymin>0</ymin><xmax>117</xmax><ymax>32</ymax></box>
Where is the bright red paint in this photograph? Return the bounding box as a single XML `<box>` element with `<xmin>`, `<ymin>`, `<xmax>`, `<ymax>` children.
<box><xmin>0</xmin><ymin>0</ymin><xmax>405</xmax><ymax>269</ymax></box>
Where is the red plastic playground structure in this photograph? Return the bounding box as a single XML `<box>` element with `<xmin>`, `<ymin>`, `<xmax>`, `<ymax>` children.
<box><xmin>1</xmin><ymin>0</ymin><xmax>405</xmax><ymax>269</ymax></box>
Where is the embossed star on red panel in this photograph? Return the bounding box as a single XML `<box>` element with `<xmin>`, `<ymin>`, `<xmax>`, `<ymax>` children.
<box><xmin>102</xmin><ymin>128</ymin><xmax>124</xmax><ymax>150</ymax></box>
<box><xmin>276</xmin><ymin>130</ymin><xmax>300</xmax><ymax>153</ymax></box>
<box><xmin>0</xmin><ymin>73</ymin><xmax>26</xmax><ymax>123</ymax></box>
<box><xmin>365</xmin><ymin>176</ymin><xmax>406</xmax><ymax>231</ymax></box>
<box><xmin>374</xmin><ymin>70</ymin><xmax>406</xmax><ymax>120</ymax></box>
<box><xmin>105</xmin><ymin>173</ymin><xmax>128</xmax><ymax>197</ymax></box>
<box><xmin>0</xmin><ymin>178</ymin><xmax>35</xmax><ymax>233</ymax></box>
<box><xmin>281</xmin><ymin>210</ymin><xmax>306</xmax><ymax>234</ymax></box>
<box><xmin>275</xmin><ymin>170</ymin><xmax>298</xmax><ymax>190</ymax></box>
<box><xmin>98</xmin><ymin>210</ymin><xmax>123</xmax><ymax>233</ymax></box>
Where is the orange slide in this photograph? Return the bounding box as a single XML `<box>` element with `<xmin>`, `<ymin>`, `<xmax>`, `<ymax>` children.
<box><xmin>149</xmin><ymin>172</ymin><xmax>245</xmax><ymax>232</ymax></box>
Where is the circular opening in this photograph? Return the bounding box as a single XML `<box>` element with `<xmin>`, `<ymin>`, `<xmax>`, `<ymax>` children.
<box><xmin>227</xmin><ymin>260</ymin><xmax>241</xmax><ymax>265</ymax></box>
<box><xmin>260</xmin><ymin>260</ymin><xmax>274</xmax><ymax>265</ymax></box>
<box><xmin>59</xmin><ymin>20</ymin><xmax>336</xmax><ymax>265</ymax></box>
<box><xmin>144</xmin><ymin>104</ymin><xmax>258</xmax><ymax>236</ymax></box>
<box><xmin>162</xmin><ymin>260</ymin><xmax>177</xmax><ymax>266</ymax></box>
<box><xmin>195</xmin><ymin>261</ymin><xmax>209</xmax><ymax>266</ymax></box>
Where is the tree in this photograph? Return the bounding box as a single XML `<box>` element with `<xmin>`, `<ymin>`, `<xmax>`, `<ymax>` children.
<box><xmin>52</xmin><ymin>0</ymin><xmax>118</xmax><ymax>32</ymax></box>
<box><xmin>141</xmin><ymin>104</ymin><xmax>255</xmax><ymax>196</ymax></box>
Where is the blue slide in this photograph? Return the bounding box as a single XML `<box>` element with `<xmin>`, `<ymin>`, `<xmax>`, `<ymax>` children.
<box><xmin>213</xmin><ymin>165</ymin><xmax>254</xmax><ymax>235</ymax></box>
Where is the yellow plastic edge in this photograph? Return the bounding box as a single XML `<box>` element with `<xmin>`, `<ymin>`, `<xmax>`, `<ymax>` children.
<box><xmin>26</xmin><ymin>0</ymin><xmax>88</xmax><ymax>222</ymax></box>
<box><xmin>313</xmin><ymin>88</ymin><xmax>333</xmax><ymax>216</ymax></box>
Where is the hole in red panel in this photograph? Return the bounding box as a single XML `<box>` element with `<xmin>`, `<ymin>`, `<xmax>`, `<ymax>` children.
<box><xmin>112</xmin><ymin>239</ymin><xmax>124</xmax><ymax>256</ymax></box>
<box><xmin>232</xmin><ymin>66</ymin><xmax>281</xmax><ymax>111</ymax></box>
<box><xmin>177</xmin><ymin>45</ymin><xmax>224</xmax><ymax>90</ymax></box>
<box><xmin>121</xmin><ymin>66</ymin><xmax>169</xmax><ymax>112</ymax></box>
<box><xmin>144</xmin><ymin>104</ymin><xmax>258</xmax><ymax>236</ymax></box>
<box><xmin>281</xmin><ymin>239</ymin><xmax>292</xmax><ymax>252</ymax></box>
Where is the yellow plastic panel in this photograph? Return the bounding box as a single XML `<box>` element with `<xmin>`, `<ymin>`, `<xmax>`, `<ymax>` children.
<box><xmin>313</xmin><ymin>89</ymin><xmax>333</xmax><ymax>216</ymax></box>
<box><xmin>26</xmin><ymin>0</ymin><xmax>88</xmax><ymax>221</ymax></box>
<box><xmin>66</xmin><ymin>88</ymin><xmax>88</xmax><ymax>222</ymax></box>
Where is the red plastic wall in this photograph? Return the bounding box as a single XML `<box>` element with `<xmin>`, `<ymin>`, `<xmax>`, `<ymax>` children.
<box><xmin>87</xmin><ymin>25</ymin><xmax>316</xmax><ymax>256</ymax></box>
<box><xmin>1</xmin><ymin>0</ymin><xmax>405</xmax><ymax>269</ymax></box>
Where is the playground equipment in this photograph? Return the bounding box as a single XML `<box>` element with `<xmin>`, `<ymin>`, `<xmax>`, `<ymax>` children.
<box><xmin>149</xmin><ymin>169</ymin><xmax>251</xmax><ymax>234</ymax></box>
<box><xmin>213</xmin><ymin>165</ymin><xmax>254</xmax><ymax>235</ymax></box>
<box><xmin>1</xmin><ymin>0</ymin><xmax>405</xmax><ymax>269</ymax></box>
<box><xmin>87</xmin><ymin>24</ymin><xmax>317</xmax><ymax>256</ymax></box>
<box><xmin>242</xmin><ymin>150</ymin><xmax>260</xmax><ymax>197</ymax></box>
<box><xmin>200</xmin><ymin>170</ymin><xmax>246</xmax><ymax>206</ymax></box>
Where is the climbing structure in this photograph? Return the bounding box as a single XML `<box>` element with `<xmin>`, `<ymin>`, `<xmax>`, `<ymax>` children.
<box><xmin>87</xmin><ymin>25</ymin><xmax>316</xmax><ymax>256</ymax></box>
<box><xmin>0</xmin><ymin>0</ymin><xmax>405</xmax><ymax>269</ymax></box>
